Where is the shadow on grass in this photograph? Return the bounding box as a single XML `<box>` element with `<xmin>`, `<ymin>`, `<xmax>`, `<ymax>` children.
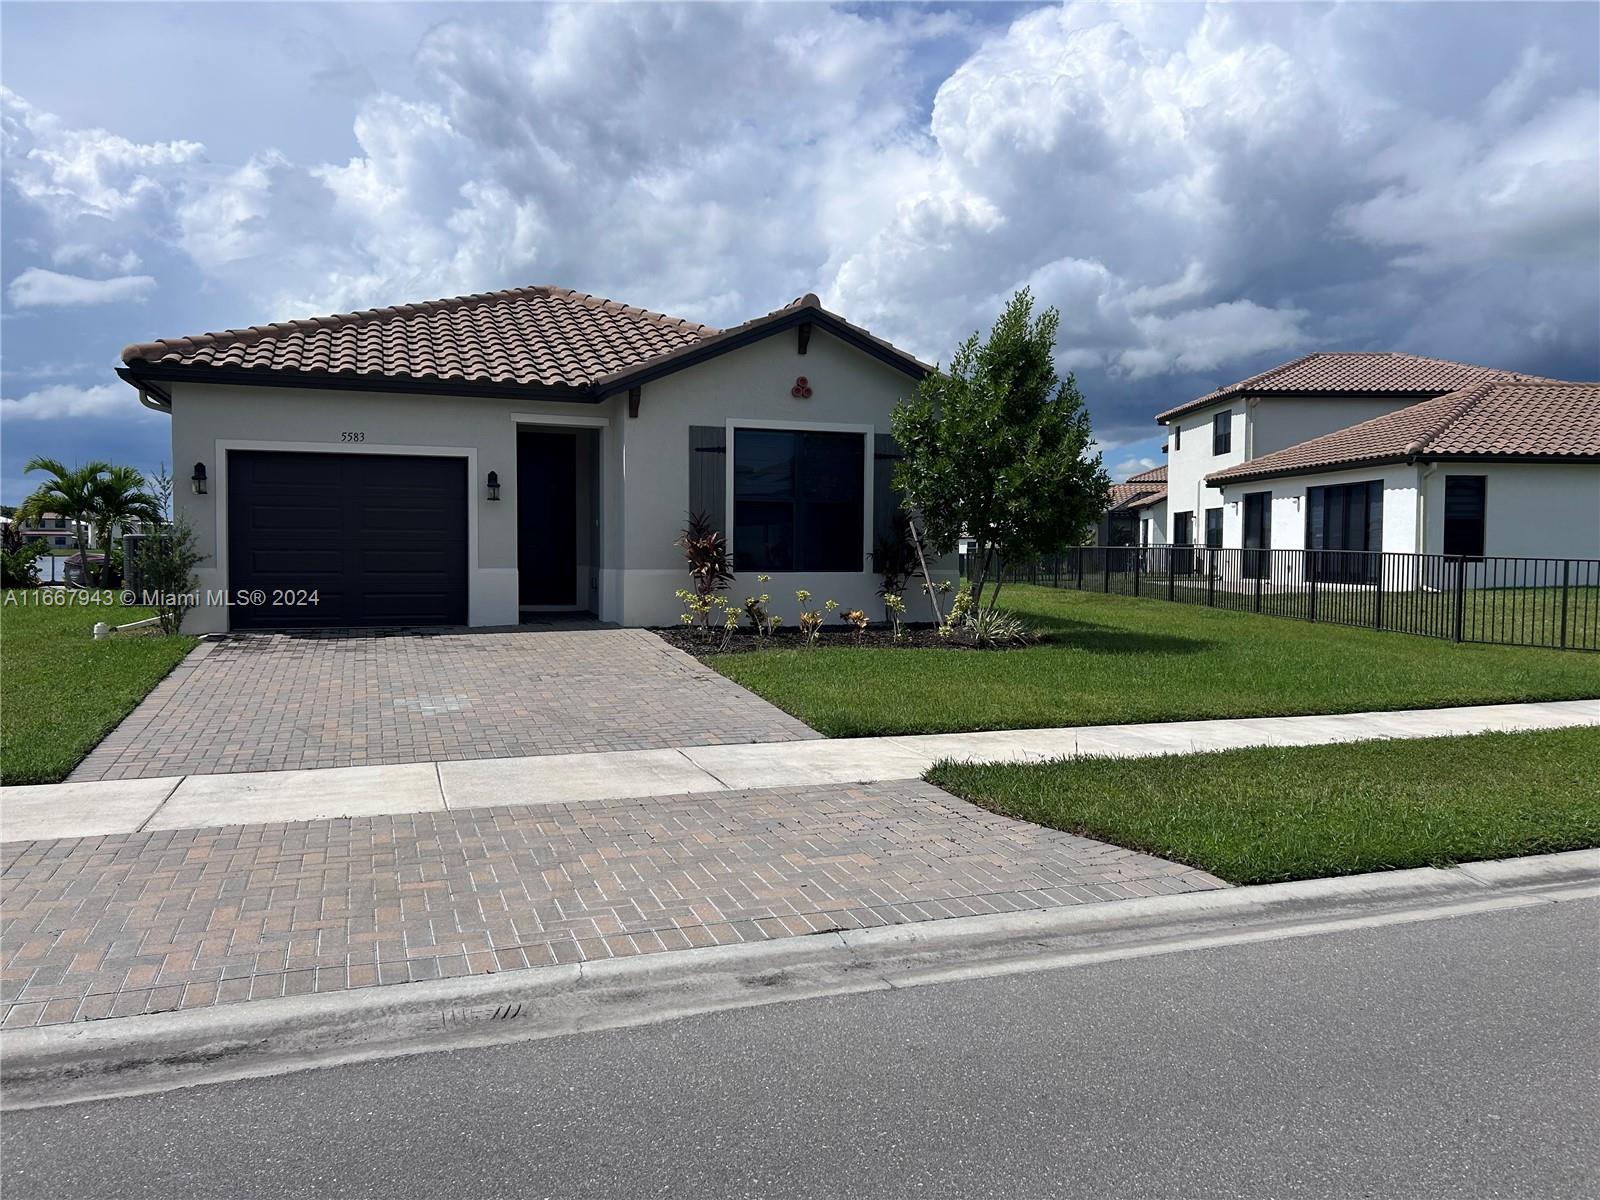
<box><xmin>1031</xmin><ymin>617</ymin><xmax>1213</xmax><ymax>656</ymax></box>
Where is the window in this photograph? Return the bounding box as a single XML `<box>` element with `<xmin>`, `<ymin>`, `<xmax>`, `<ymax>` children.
<box><xmin>733</xmin><ymin>428</ymin><xmax>864</xmax><ymax>573</ymax></box>
<box><xmin>1212</xmin><ymin>411</ymin><xmax>1232</xmax><ymax>455</ymax></box>
<box><xmin>1171</xmin><ymin>423</ymin><xmax>1181</xmax><ymax>452</ymax></box>
<box><xmin>1173</xmin><ymin>511</ymin><xmax>1194</xmax><ymax>545</ymax></box>
<box><xmin>1242</xmin><ymin>491</ymin><xmax>1272</xmax><ymax>579</ymax></box>
<box><xmin>1204</xmin><ymin>507</ymin><xmax>1223</xmax><ymax>549</ymax></box>
<box><xmin>1306</xmin><ymin>480</ymin><xmax>1383</xmax><ymax>583</ymax></box>
<box><xmin>1443</xmin><ymin>476</ymin><xmax>1486</xmax><ymax>558</ymax></box>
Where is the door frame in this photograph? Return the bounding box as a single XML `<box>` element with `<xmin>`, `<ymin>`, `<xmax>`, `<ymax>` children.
<box><xmin>509</xmin><ymin>413</ymin><xmax>610</xmax><ymax>617</ymax></box>
<box><xmin>214</xmin><ymin>439</ymin><xmax>478</xmax><ymax>630</ymax></box>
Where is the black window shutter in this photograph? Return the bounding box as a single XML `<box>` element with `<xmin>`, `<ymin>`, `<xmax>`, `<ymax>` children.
<box><xmin>688</xmin><ymin>426</ymin><xmax>726</xmax><ymax>535</ymax></box>
<box><xmin>872</xmin><ymin>433</ymin><xmax>905</xmax><ymax>568</ymax></box>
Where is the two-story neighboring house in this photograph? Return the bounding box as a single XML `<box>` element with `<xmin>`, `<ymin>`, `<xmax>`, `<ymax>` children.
<box><xmin>16</xmin><ymin>513</ymin><xmax>81</xmax><ymax>549</ymax></box>
<box><xmin>1154</xmin><ymin>352</ymin><xmax>1562</xmax><ymax>559</ymax></box>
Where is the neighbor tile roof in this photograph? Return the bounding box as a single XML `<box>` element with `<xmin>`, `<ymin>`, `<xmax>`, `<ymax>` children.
<box><xmin>1206</xmin><ymin>380</ymin><xmax>1600</xmax><ymax>485</ymax></box>
<box><xmin>1157</xmin><ymin>351</ymin><xmax>1548</xmax><ymax>423</ymax></box>
<box><xmin>1107</xmin><ymin>465</ymin><xmax>1167</xmax><ymax>511</ymax></box>
<box><xmin>120</xmin><ymin>286</ymin><xmax>719</xmax><ymax>391</ymax></box>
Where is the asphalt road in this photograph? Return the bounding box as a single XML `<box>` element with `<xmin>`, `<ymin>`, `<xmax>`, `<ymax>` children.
<box><xmin>5</xmin><ymin>897</ymin><xmax>1597</xmax><ymax>1200</ymax></box>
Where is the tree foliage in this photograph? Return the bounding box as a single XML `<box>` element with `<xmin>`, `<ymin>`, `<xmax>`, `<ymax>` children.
<box><xmin>890</xmin><ymin>289</ymin><xmax>1110</xmax><ymax>609</ymax></box>
<box><xmin>17</xmin><ymin>457</ymin><xmax>108</xmax><ymax>590</ymax></box>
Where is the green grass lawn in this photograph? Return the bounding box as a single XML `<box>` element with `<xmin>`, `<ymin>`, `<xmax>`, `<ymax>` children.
<box><xmin>926</xmin><ymin>726</ymin><xmax>1600</xmax><ymax>885</ymax></box>
<box><xmin>709</xmin><ymin>584</ymin><xmax>1600</xmax><ymax>738</ymax></box>
<box><xmin>0</xmin><ymin>599</ymin><xmax>196</xmax><ymax>784</ymax></box>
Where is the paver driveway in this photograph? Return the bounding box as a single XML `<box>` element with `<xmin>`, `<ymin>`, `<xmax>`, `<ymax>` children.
<box><xmin>69</xmin><ymin>628</ymin><xmax>817</xmax><ymax>782</ymax></box>
<box><xmin>0</xmin><ymin>780</ymin><xmax>1225</xmax><ymax>1028</ymax></box>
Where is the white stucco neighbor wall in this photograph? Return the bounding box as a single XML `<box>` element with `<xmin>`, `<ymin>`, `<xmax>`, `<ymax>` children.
<box><xmin>1166</xmin><ymin>393</ymin><xmax>1433</xmax><ymax>545</ymax></box>
<box><xmin>1162</xmin><ymin>401</ymin><xmax>1245</xmax><ymax>544</ymax></box>
<box><xmin>1216</xmin><ymin>463</ymin><xmax>1421</xmax><ymax>555</ymax></box>
<box><xmin>1419</xmin><ymin>462</ymin><xmax>1600</xmax><ymax>560</ymax></box>
<box><xmin>160</xmin><ymin>323</ymin><xmax>952</xmax><ymax>633</ymax></box>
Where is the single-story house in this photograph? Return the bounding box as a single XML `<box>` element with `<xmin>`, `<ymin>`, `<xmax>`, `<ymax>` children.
<box><xmin>1204</xmin><ymin>379</ymin><xmax>1600</xmax><ymax>569</ymax></box>
<box><xmin>117</xmin><ymin>286</ymin><xmax>953</xmax><ymax>633</ymax></box>
<box><xmin>1096</xmin><ymin>465</ymin><xmax>1166</xmax><ymax>546</ymax></box>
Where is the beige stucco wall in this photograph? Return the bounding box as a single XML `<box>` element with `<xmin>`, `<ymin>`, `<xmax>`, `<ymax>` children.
<box><xmin>160</xmin><ymin>323</ymin><xmax>951</xmax><ymax>633</ymax></box>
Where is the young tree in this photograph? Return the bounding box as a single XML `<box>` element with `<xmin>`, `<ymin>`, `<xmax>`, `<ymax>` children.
<box><xmin>137</xmin><ymin>467</ymin><xmax>207</xmax><ymax>634</ymax></box>
<box><xmin>89</xmin><ymin>465</ymin><xmax>163</xmax><ymax>586</ymax></box>
<box><xmin>891</xmin><ymin>289</ymin><xmax>1110</xmax><ymax>612</ymax></box>
<box><xmin>17</xmin><ymin>457</ymin><xmax>108</xmax><ymax>591</ymax></box>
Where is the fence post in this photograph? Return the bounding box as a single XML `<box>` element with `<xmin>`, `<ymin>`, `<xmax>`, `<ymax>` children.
<box><xmin>1307</xmin><ymin>551</ymin><xmax>1317</xmax><ymax>623</ymax></box>
<box><xmin>1559</xmin><ymin>559</ymin><xmax>1570</xmax><ymax>650</ymax></box>
<box><xmin>1103</xmin><ymin>549</ymin><xmax>1110</xmax><ymax>593</ymax></box>
<box><xmin>1076</xmin><ymin>548</ymin><xmax>1084</xmax><ymax>590</ymax></box>
<box><xmin>1207</xmin><ymin>550</ymin><xmax>1216</xmax><ymax>607</ymax></box>
<box><xmin>1374</xmin><ymin>556</ymin><xmax>1384</xmax><ymax>631</ymax></box>
<box><xmin>1133</xmin><ymin>547</ymin><xmax>1141</xmax><ymax>597</ymax></box>
<box><xmin>1167</xmin><ymin>547</ymin><xmax>1175</xmax><ymax>601</ymax></box>
<box><xmin>1053</xmin><ymin>555</ymin><xmax>1061</xmax><ymax>589</ymax></box>
<box><xmin>1452</xmin><ymin>556</ymin><xmax>1466</xmax><ymax>642</ymax></box>
<box><xmin>1254</xmin><ymin>556</ymin><xmax>1264</xmax><ymax>613</ymax></box>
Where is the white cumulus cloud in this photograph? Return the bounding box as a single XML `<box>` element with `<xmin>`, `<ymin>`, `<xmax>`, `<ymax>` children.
<box><xmin>7</xmin><ymin>267</ymin><xmax>155</xmax><ymax>308</ymax></box>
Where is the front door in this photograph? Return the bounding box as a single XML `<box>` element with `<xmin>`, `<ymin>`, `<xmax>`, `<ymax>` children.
<box><xmin>518</xmin><ymin>431</ymin><xmax>577</xmax><ymax>607</ymax></box>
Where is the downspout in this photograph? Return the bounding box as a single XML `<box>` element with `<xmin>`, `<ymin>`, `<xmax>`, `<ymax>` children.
<box><xmin>1414</xmin><ymin>459</ymin><xmax>1437</xmax><ymax>554</ymax></box>
<box><xmin>1245</xmin><ymin>396</ymin><xmax>1258</xmax><ymax>461</ymax></box>
<box><xmin>137</xmin><ymin>387</ymin><xmax>171</xmax><ymax>414</ymax></box>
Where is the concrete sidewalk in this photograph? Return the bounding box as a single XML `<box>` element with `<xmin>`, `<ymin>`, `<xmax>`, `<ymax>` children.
<box><xmin>4</xmin><ymin>699</ymin><xmax>1596</xmax><ymax>843</ymax></box>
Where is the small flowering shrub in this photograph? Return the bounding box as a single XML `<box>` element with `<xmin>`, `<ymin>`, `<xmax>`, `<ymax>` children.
<box><xmin>882</xmin><ymin>592</ymin><xmax>906</xmax><ymax>642</ymax></box>
<box><xmin>675</xmin><ymin>588</ymin><xmax>732</xmax><ymax>640</ymax></box>
<box><xmin>840</xmin><ymin>608</ymin><xmax>870</xmax><ymax>644</ymax></box>
<box><xmin>744</xmin><ymin>576</ymin><xmax>779</xmax><ymax>638</ymax></box>
<box><xmin>795</xmin><ymin>591</ymin><xmax>840</xmax><ymax>647</ymax></box>
<box><xmin>939</xmin><ymin>581</ymin><xmax>974</xmax><ymax>640</ymax></box>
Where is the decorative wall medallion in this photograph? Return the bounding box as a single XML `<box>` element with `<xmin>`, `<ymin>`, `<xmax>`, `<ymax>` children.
<box><xmin>791</xmin><ymin>376</ymin><xmax>813</xmax><ymax>399</ymax></box>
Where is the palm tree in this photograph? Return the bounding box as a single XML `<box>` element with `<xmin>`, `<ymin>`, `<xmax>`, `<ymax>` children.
<box><xmin>89</xmin><ymin>465</ymin><xmax>163</xmax><ymax>585</ymax></box>
<box><xmin>18</xmin><ymin>458</ymin><xmax>108</xmax><ymax>589</ymax></box>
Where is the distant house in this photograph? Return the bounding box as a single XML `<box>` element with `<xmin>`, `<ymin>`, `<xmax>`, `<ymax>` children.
<box><xmin>1096</xmin><ymin>465</ymin><xmax>1166</xmax><ymax>546</ymax></box>
<box><xmin>1155</xmin><ymin>352</ymin><xmax>1597</xmax><ymax>564</ymax></box>
<box><xmin>1206</xmin><ymin>380</ymin><xmax>1600</xmax><ymax>562</ymax></box>
<box><xmin>16</xmin><ymin>513</ymin><xmax>80</xmax><ymax>550</ymax></box>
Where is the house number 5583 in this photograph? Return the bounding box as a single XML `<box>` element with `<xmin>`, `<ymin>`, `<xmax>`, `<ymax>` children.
<box><xmin>340</xmin><ymin>431</ymin><xmax>366</xmax><ymax>442</ymax></box>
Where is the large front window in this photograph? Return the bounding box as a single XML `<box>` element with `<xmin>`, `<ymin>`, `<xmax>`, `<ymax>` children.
<box><xmin>733</xmin><ymin>428</ymin><xmax>865</xmax><ymax>573</ymax></box>
<box><xmin>1307</xmin><ymin>480</ymin><xmax>1383</xmax><ymax>583</ymax></box>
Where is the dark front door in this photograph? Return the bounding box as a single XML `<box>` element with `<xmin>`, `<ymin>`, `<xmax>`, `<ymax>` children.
<box><xmin>518</xmin><ymin>430</ymin><xmax>578</xmax><ymax>606</ymax></box>
<box><xmin>228</xmin><ymin>451</ymin><xmax>467</xmax><ymax>629</ymax></box>
<box><xmin>1243</xmin><ymin>491</ymin><xmax>1272</xmax><ymax>579</ymax></box>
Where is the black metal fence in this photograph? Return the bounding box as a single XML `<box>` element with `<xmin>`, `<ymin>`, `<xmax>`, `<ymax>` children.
<box><xmin>960</xmin><ymin>546</ymin><xmax>1600</xmax><ymax>652</ymax></box>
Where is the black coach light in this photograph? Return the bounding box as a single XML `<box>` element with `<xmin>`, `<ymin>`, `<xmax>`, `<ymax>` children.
<box><xmin>190</xmin><ymin>462</ymin><xmax>208</xmax><ymax>495</ymax></box>
<box><xmin>486</xmin><ymin>470</ymin><xmax>501</xmax><ymax>501</ymax></box>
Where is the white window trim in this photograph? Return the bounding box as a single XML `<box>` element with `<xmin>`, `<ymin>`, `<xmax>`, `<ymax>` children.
<box><xmin>723</xmin><ymin>418</ymin><xmax>876</xmax><ymax>575</ymax></box>
<box><xmin>211</xmin><ymin>438</ymin><xmax>479</xmax><ymax>604</ymax></box>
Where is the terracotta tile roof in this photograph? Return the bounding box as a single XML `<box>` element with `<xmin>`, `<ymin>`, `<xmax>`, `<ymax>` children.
<box><xmin>1206</xmin><ymin>380</ymin><xmax>1600</xmax><ymax>485</ymax></box>
<box><xmin>1157</xmin><ymin>351</ymin><xmax>1549</xmax><ymax>423</ymax></box>
<box><xmin>120</xmin><ymin>285</ymin><xmax>718</xmax><ymax>391</ymax></box>
<box><xmin>119</xmin><ymin>286</ymin><xmax>930</xmax><ymax>401</ymax></box>
<box><xmin>592</xmin><ymin>292</ymin><xmax>931</xmax><ymax>392</ymax></box>
<box><xmin>1107</xmin><ymin>465</ymin><xmax>1167</xmax><ymax>511</ymax></box>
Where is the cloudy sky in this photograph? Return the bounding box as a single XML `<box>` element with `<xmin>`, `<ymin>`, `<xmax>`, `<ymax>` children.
<box><xmin>3</xmin><ymin>1</ymin><xmax>1597</xmax><ymax>504</ymax></box>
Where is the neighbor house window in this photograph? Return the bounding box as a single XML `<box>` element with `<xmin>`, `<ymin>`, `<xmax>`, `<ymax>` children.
<box><xmin>1171</xmin><ymin>423</ymin><xmax>1182</xmax><ymax>452</ymax></box>
<box><xmin>1213</xmin><ymin>411</ymin><xmax>1232</xmax><ymax>455</ymax></box>
<box><xmin>733</xmin><ymin>428</ymin><xmax>864</xmax><ymax>573</ymax></box>
<box><xmin>1173</xmin><ymin>512</ymin><xmax>1194</xmax><ymax>546</ymax></box>
<box><xmin>1204</xmin><ymin>507</ymin><xmax>1223</xmax><ymax>549</ymax></box>
<box><xmin>1307</xmin><ymin>480</ymin><xmax>1383</xmax><ymax>584</ymax></box>
<box><xmin>1443</xmin><ymin>476</ymin><xmax>1487</xmax><ymax>558</ymax></box>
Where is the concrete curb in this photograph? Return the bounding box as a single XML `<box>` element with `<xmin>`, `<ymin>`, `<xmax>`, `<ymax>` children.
<box><xmin>3</xmin><ymin>849</ymin><xmax>1594</xmax><ymax>1110</ymax></box>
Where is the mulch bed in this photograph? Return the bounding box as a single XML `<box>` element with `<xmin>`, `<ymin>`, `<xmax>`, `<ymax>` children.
<box><xmin>653</xmin><ymin>622</ymin><xmax>1011</xmax><ymax>658</ymax></box>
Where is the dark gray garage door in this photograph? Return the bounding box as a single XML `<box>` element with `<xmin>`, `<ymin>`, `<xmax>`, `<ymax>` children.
<box><xmin>227</xmin><ymin>451</ymin><xmax>467</xmax><ymax>629</ymax></box>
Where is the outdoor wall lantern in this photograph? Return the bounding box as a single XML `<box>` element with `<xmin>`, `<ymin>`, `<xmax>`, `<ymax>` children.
<box><xmin>190</xmin><ymin>462</ymin><xmax>208</xmax><ymax>496</ymax></box>
<box><xmin>486</xmin><ymin>470</ymin><xmax>501</xmax><ymax>501</ymax></box>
